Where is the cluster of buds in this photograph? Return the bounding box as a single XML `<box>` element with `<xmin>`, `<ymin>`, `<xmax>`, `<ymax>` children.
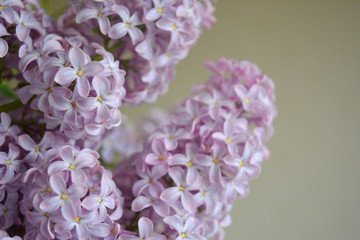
<box><xmin>113</xmin><ymin>58</ymin><xmax>277</xmax><ymax>239</ymax></box>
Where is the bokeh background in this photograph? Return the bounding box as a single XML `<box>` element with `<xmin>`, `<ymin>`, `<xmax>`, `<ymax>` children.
<box><xmin>54</xmin><ymin>1</ymin><xmax>360</xmax><ymax>239</ymax></box>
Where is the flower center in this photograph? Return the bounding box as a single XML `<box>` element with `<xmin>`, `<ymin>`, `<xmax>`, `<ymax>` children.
<box><xmin>77</xmin><ymin>69</ymin><xmax>84</xmax><ymax>77</ymax></box>
<box><xmin>172</xmin><ymin>24</ymin><xmax>177</xmax><ymax>30</ymax></box>
<box><xmin>69</xmin><ymin>164</ymin><xmax>75</xmax><ymax>170</ymax></box>
<box><xmin>61</xmin><ymin>194</ymin><xmax>69</xmax><ymax>200</ymax></box>
<box><xmin>45</xmin><ymin>187</ymin><xmax>52</xmax><ymax>193</ymax></box>
<box><xmin>97</xmin><ymin>96</ymin><xmax>103</xmax><ymax>102</ymax></box>
<box><xmin>239</xmin><ymin>161</ymin><xmax>244</xmax><ymax>167</ymax></box>
<box><xmin>187</xmin><ymin>162</ymin><xmax>193</xmax><ymax>167</ymax></box>
<box><xmin>0</xmin><ymin>6</ymin><xmax>4</xmax><ymax>10</ymax></box>
<box><xmin>226</xmin><ymin>138</ymin><xmax>232</xmax><ymax>144</ymax></box>
<box><xmin>72</xmin><ymin>101</ymin><xmax>77</xmax><ymax>107</ymax></box>
<box><xmin>213</xmin><ymin>158</ymin><xmax>219</xmax><ymax>164</ymax></box>
<box><xmin>112</xmin><ymin>227</ymin><xmax>118</xmax><ymax>234</ymax></box>
<box><xmin>6</xmin><ymin>160</ymin><xmax>10</xmax><ymax>165</ymax></box>
<box><xmin>35</xmin><ymin>146</ymin><xmax>40</xmax><ymax>151</ymax></box>
<box><xmin>157</xmin><ymin>8</ymin><xmax>163</xmax><ymax>14</ymax></box>
<box><xmin>125</xmin><ymin>23</ymin><xmax>130</xmax><ymax>28</ymax></box>
<box><xmin>181</xmin><ymin>233</ymin><xmax>186</xmax><ymax>238</ymax></box>
<box><xmin>179</xmin><ymin>186</ymin><xmax>184</xmax><ymax>191</ymax></box>
<box><xmin>158</xmin><ymin>154</ymin><xmax>165</xmax><ymax>161</ymax></box>
<box><xmin>97</xmin><ymin>13</ymin><xmax>103</xmax><ymax>18</ymax></box>
<box><xmin>48</xmin><ymin>88</ymin><xmax>53</xmax><ymax>93</ymax></box>
<box><xmin>149</xmin><ymin>178</ymin><xmax>154</xmax><ymax>183</ymax></box>
<box><xmin>98</xmin><ymin>198</ymin><xmax>102</xmax><ymax>203</ymax></box>
<box><xmin>45</xmin><ymin>212</ymin><xmax>50</xmax><ymax>218</ymax></box>
<box><xmin>74</xmin><ymin>216</ymin><xmax>81</xmax><ymax>223</ymax></box>
<box><xmin>20</xmin><ymin>23</ymin><xmax>25</xmax><ymax>27</ymax></box>
<box><xmin>244</xmin><ymin>97</ymin><xmax>250</xmax><ymax>104</ymax></box>
<box><xmin>3</xmin><ymin>207</ymin><xmax>7</xmax><ymax>212</ymax></box>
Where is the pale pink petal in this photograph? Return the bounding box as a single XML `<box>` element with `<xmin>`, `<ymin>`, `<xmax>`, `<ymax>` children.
<box><xmin>54</xmin><ymin>67</ymin><xmax>77</xmax><ymax>86</ymax></box>
<box><xmin>108</xmin><ymin>22</ymin><xmax>128</xmax><ymax>39</ymax></box>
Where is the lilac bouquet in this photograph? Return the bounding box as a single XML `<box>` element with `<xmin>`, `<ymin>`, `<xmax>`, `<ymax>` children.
<box><xmin>0</xmin><ymin>0</ymin><xmax>276</xmax><ymax>239</ymax></box>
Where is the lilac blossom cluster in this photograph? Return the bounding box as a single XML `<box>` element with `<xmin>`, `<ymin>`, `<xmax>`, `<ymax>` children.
<box><xmin>0</xmin><ymin>0</ymin><xmax>277</xmax><ymax>239</ymax></box>
<box><xmin>62</xmin><ymin>0</ymin><xmax>216</xmax><ymax>105</ymax></box>
<box><xmin>0</xmin><ymin>111</ymin><xmax>125</xmax><ymax>239</ymax></box>
<box><xmin>114</xmin><ymin>58</ymin><xmax>276</xmax><ymax>239</ymax></box>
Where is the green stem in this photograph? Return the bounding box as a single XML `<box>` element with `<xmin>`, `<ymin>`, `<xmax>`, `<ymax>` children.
<box><xmin>0</xmin><ymin>99</ymin><xmax>23</xmax><ymax>112</ymax></box>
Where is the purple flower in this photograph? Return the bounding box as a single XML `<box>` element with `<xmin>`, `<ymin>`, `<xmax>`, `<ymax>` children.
<box><xmin>145</xmin><ymin>0</ymin><xmax>176</xmax><ymax>21</ymax></box>
<box><xmin>76</xmin><ymin>2</ymin><xmax>111</xmax><ymax>34</ymax></box>
<box><xmin>0</xmin><ymin>144</ymin><xmax>21</xmax><ymax>184</ymax></box>
<box><xmin>0</xmin><ymin>24</ymin><xmax>10</xmax><ymax>58</ymax></box>
<box><xmin>119</xmin><ymin>217</ymin><xmax>166</xmax><ymax>240</ymax></box>
<box><xmin>212</xmin><ymin>119</ymin><xmax>248</xmax><ymax>155</ymax></box>
<box><xmin>108</xmin><ymin>5</ymin><xmax>143</xmax><ymax>44</ymax></box>
<box><xmin>54</xmin><ymin>47</ymin><xmax>104</xmax><ymax>97</ymax></box>
<box><xmin>39</xmin><ymin>173</ymin><xmax>88</xmax><ymax>221</ymax></box>
<box><xmin>164</xmin><ymin>216</ymin><xmax>205</xmax><ymax>240</ymax></box>
<box><xmin>0</xmin><ymin>113</ymin><xmax>20</xmax><ymax>146</ymax></box>
<box><xmin>160</xmin><ymin>167</ymin><xmax>202</xmax><ymax>213</ymax></box>
<box><xmin>18</xmin><ymin>132</ymin><xmax>55</xmax><ymax>162</ymax></box>
<box><xmin>145</xmin><ymin>139</ymin><xmax>171</xmax><ymax>165</ymax></box>
<box><xmin>14</xmin><ymin>10</ymin><xmax>44</xmax><ymax>42</ymax></box>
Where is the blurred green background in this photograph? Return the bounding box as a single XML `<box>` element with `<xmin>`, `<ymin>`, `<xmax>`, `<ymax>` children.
<box><xmin>52</xmin><ymin>1</ymin><xmax>360</xmax><ymax>239</ymax></box>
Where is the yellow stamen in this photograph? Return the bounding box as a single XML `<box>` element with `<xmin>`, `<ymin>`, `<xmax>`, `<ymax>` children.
<box><xmin>239</xmin><ymin>161</ymin><xmax>244</xmax><ymax>167</ymax></box>
<box><xmin>72</xmin><ymin>101</ymin><xmax>77</xmax><ymax>107</ymax></box>
<box><xmin>112</xmin><ymin>227</ymin><xmax>118</xmax><ymax>234</ymax></box>
<box><xmin>35</xmin><ymin>146</ymin><xmax>40</xmax><ymax>151</ymax></box>
<box><xmin>0</xmin><ymin>6</ymin><xmax>4</xmax><ymax>10</ymax></box>
<box><xmin>77</xmin><ymin>69</ymin><xmax>84</xmax><ymax>77</ymax></box>
<box><xmin>45</xmin><ymin>212</ymin><xmax>50</xmax><ymax>217</ymax></box>
<box><xmin>168</xmin><ymin>136</ymin><xmax>174</xmax><ymax>140</ymax></box>
<box><xmin>97</xmin><ymin>13</ymin><xmax>103</xmax><ymax>18</ymax></box>
<box><xmin>64</xmin><ymin>62</ymin><xmax>69</xmax><ymax>67</ymax></box>
<box><xmin>74</xmin><ymin>216</ymin><xmax>81</xmax><ymax>223</ymax></box>
<box><xmin>158</xmin><ymin>154</ymin><xmax>165</xmax><ymax>161</ymax></box>
<box><xmin>61</xmin><ymin>193</ymin><xmax>69</xmax><ymax>200</ymax></box>
<box><xmin>172</xmin><ymin>24</ymin><xmax>177</xmax><ymax>30</ymax></box>
<box><xmin>166</xmin><ymin>51</ymin><xmax>172</xmax><ymax>57</ymax></box>
<box><xmin>149</xmin><ymin>178</ymin><xmax>154</xmax><ymax>184</ymax></box>
<box><xmin>156</xmin><ymin>8</ymin><xmax>163</xmax><ymax>14</ymax></box>
<box><xmin>244</xmin><ymin>97</ymin><xmax>250</xmax><ymax>104</ymax></box>
<box><xmin>97</xmin><ymin>96</ymin><xmax>103</xmax><ymax>102</ymax></box>
<box><xmin>48</xmin><ymin>88</ymin><xmax>53</xmax><ymax>93</ymax></box>
<box><xmin>201</xmin><ymin>191</ymin><xmax>205</xmax><ymax>196</ymax></box>
<box><xmin>179</xmin><ymin>186</ymin><xmax>184</xmax><ymax>191</ymax></box>
<box><xmin>91</xmin><ymin>188</ymin><xmax>95</xmax><ymax>192</ymax></box>
<box><xmin>45</xmin><ymin>187</ymin><xmax>52</xmax><ymax>193</ymax></box>
<box><xmin>6</xmin><ymin>160</ymin><xmax>10</xmax><ymax>165</ymax></box>
<box><xmin>20</xmin><ymin>23</ymin><xmax>25</xmax><ymax>27</ymax></box>
<box><xmin>181</xmin><ymin>233</ymin><xmax>186</xmax><ymax>238</ymax></box>
<box><xmin>226</xmin><ymin>138</ymin><xmax>232</xmax><ymax>144</ymax></box>
<box><xmin>125</xmin><ymin>23</ymin><xmax>130</xmax><ymax>28</ymax></box>
<box><xmin>69</xmin><ymin>164</ymin><xmax>75</xmax><ymax>170</ymax></box>
<box><xmin>213</xmin><ymin>158</ymin><xmax>219</xmax><ymax>164</ymax></box>
<box><xmin>98</xmin><ymin>198</ymin><xmax>102</xmax><ymax>203</ymax></box>
<box><xmin>213</xmin><ymin>102</ymin><xmax>219</xmax><ymax>107</ymax></box>
<box><xmin>187</xmin><ymin>162</ymin><xmax>193</xmax><ymax>167</ymax></box>
<box><xmin>3</xmin><ymin>207</ymin><xmax>7</xmax><ymax>212</ymax></box>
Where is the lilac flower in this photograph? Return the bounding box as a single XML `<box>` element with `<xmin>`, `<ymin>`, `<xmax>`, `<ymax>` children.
<box><xmin>223</xmin><ymin>142</ymin><xmax>255</xmax><ymax>179</ymax></box>
<box><xmin>76</xmin><ymin>2</ymin><xmax>111</xmax><ymax>34</ymax></box>
<box><xmin>0</xmin><ymin>113</ymin><xmax>20</xmax><ymax>146</ymax></box>
<box><xmin>150</xmin><ymin>126</ymin><xmax>190</xmax><ymax>151</ymax></box>
<box><xmin>0</xmin><ymin>144</ymin><xmax>21</xmax><ymax>184</ymax></box>
<box><xmin>47</xmin><ymin>146</ymin><xmax>98</xmax><ymax>183</ymax></box>
<box><xmin>119</xmin><ymin>217</ymin><xmax>166</xmax><ymax>240</ymax></box>
<box><xmin>132</xmin><ymin>164</ymin><xmax>167</xmax><ymax>196</ymax></box>
<box><xmin>160</xmin><ymin>167</ymin><xmax>202</xmax><ymax>213</ymax></box>
<box><xmin>144</xmin><ymin>139</ymin><xmax>171</xmax><ymax>165</ymax></box>
<box><xmin>81</xmin><ymin>175</ymin><xmax>117</xmax><ymax>221</ymax></box>
<box><xmin>145</xmin><ymin>0</ymin><xmax>176</xmax><ymax>21</ymax></box>
<box><xmin>76</xmin><ymin>75</ymin><xmax>123</xmax><ymax>123</ymax></box>
<box><xmin>0</xmin><ymin>0</ymin><xmax>24</xmax><ymax>23</ymax></box>
<box><xmin>14</xmin><ymin>10</ymin><xmax>44</xmax><ymax>41</ymax></box>
<box><xmin>156</xmin><ymin>16</ymin><xmax>187</xmax><ymax>45</ymax></box>
<box><xmin>39</xmin><ymin>173</ymin><xmax>88</xmax><ymax>221</ymax></box>
<box><xmin>169</xmin><ymin>143</ymin><xmax>200</xmax><ymax>183</ymax></box>
<box><xmin>212</xmin><ymin>119</ymin><xmax>248</xmax><ymax>155</ymax></box>
<box><xmin>164</xmin><ymin>216</ymin><xmax>205</xmax><ymax>240</ymax></box>
<box><xmin>108</xmin><ymin>5</ymin><xmax>143</xmax><ymax>44</ymax></box>
<box><xmin>0</xmin><ymin>192</ymin><xmax>19</xmax><ymax>230</ymax></box>
<box><xmin>0</xmin><ymin>24</ymin><xmax>9</xmax><ymax>58</ymax></box>
<box><xmin>54</xmin><ymin>47</ymin><xmax>104</xmax><ymax>97</ymax></box>
<box><xmin>54</xmin><ymin>201</ymin><xmax>110</xmax><ymax>239</ymax></box>
<box><xmin>132</xmin><ymin>190</ymin><xmax>170</xmax><ymax>217</ymax></box>
<box><xmin>18</xmin><ymin>132</ymin><xmax>55</xmax><ymax>162</ymax></box>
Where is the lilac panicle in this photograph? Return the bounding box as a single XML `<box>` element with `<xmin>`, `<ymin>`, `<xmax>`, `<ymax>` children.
<box><xmin>114</xmin><ymin>58</ymin><xmax>276</xmax><ymax>239</ymax></box>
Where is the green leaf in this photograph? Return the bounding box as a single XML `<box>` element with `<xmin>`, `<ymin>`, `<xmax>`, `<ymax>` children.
<box><xmin>0</xmin><ymin>81</ymin><xmax>18</xmax><ymax>99</ymax></box>
<box><xmin>0</xmin><ymin>99</ymin><xmax>22</xmax><ymax>113</ymax></box>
